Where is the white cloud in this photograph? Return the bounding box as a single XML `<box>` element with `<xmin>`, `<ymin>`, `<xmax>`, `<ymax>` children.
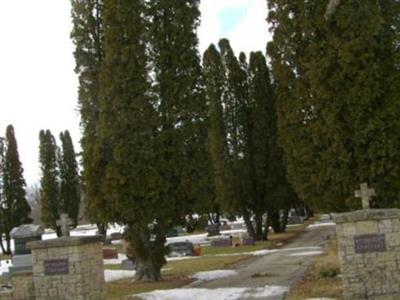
<box><xmin>199</xmin><ymin>0</ymin><xmax>271</xmax><ymax>57</ymax></box>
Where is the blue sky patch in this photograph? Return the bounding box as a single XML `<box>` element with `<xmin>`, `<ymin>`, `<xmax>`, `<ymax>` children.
<box><xmin>218</xmin><ymin>4</ymin><xmax>249</xmax><ymax>35</ymax></box>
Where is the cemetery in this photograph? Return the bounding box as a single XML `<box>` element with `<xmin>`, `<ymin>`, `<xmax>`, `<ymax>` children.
<box><xmin>1</xmin><ymin>0</ymin><xmax>399</xmax><ymax>299</ymax></box>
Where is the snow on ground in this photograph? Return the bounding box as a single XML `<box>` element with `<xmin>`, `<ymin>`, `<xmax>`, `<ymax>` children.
<box><xmin>191</xmin><ymin>270</ymin><xmax>237</xmax><ymax>281</ymax></box>
<box><xmin>287</xmin><ymin>250</ymin><xmax>324</xmax><ymax>257</ymax></box>
<box><xmin>307</xmin><ymin>222</ymin><xmax>335</xmax><ymax>229</ymax></box>
<box><xmin>136</xmin><ymin>285</ymin><xmax>289</xmax><ymax>300</ymax></box>
<box><xmin>104</xmin><ymin>270</ymin><xmax>136</xmax><ymax>282</ymax></box>
<box><xmin>0</xmin><ymin>260</ymin><xmax>11</xmax><ymax>275</ymax></box>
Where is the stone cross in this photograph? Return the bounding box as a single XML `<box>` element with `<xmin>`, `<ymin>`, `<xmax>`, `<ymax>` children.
<box><xmin>56</xmin><ymin>213</ymin><xmax>73</xmax><ymax>237</ymax></box>
<box><xmin>354</xmin><ymin>182</ymin><xmax>376</xmax><ymax>209</ymax></box>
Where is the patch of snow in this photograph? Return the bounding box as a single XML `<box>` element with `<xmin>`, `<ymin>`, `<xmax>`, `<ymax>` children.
<box><xmin>287</xmin><ymin>250</ymin><xmax>324</xmax><ymax>257</ymax></box>
<box><xmin>191</xmin><ymin>270</ymin><xmax>237</xmax><ymax>281</ymax></box>
<box><xmin>0</xmin><ymin>260</ymin><xmax>12</xmax><ymax>275</ymax></box>
<box><xmin>136</xmin><ymin>285</ymin><xmax>289</xmax><ymax>300</ymax></box>
<box><xmin>166</xmin><ymin>256</ymin><xmax>200</xmax><ymax>262</ymax></box>
<box><xmin>307</xmin><ymin>222</ymin><xmax>335</xmax><ymax>229</ymax></box>
<box><xmin>104</xmin><ymin>270</ymin><xmax>136</xmax><ymax>282</ymax></box>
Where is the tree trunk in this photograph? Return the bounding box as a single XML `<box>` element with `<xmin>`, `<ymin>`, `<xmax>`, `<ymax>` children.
<box><xmin>254</xmin><ymin>213</ymin><xmax>263</xmax><ymax>241</ymax></box>
<box><xmin>263</xmin><ymin>213</ymin><xmax>269</xmax><ymax>240</ymax></box>
<box><xmin>242</xmin><ymin>207</ymin><xmax>256</xmax><ymax>240</ymax></box>
<box><xmin>0</xmin><ymin>237</ymin><xmax>6</xmax><ymax>255</ymax></box>
<box><xmin>126</xmin><ymin>224</ymin><xmax>167</xmax><ymax>282</ymax></box>
<box><xmin>269</xmin><ymin>210</ymin><xmax>284</xmax><ymax>233</ymax></box>
<box><xmin>5</xmin><ymin>233</ymin><xmax>11</xmax><ymax>255</ymax></box>
<box><xmin>97</xmin><ymin>223</ymin><xmax>108</xmax><ymax>241</ymax></box>
<box><xmin>281</xmin><ymin>209</ymin><xmax>289</xmax><ymax>232</ymax></box>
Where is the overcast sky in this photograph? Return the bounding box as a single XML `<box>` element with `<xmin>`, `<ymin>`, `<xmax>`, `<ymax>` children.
<box><xmin>0</xmin><ymin>0</ymin><xmax>270</xmax><ymax>186</ymax></box>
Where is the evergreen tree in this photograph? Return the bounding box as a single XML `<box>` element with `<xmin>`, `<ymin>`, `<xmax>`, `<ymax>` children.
<box><xmin>59</xmin><ymin>130</ymin><xmax>81</xmax><ymax>226</ymax></box>
<box><xmin>147</xmin><ymin>0</ymin><xmax>210</xmax><ymax>227</ymax></box>
<box><xmin>39</xmin><ymin>130</ymin><xmax>61</xmax><ymax>236</ymax></box>
<box><xmin>98</xmin><ymin>0</ymin><xmax>163</xmax><ymax>281</ymax></box>
<box><xmin>268</xmin><ymin>0</ymin><xmax>400</xmax><ymax>211</ymax></box>
<box><xmin>0</xmin><ymin>136</ymin><xmax>6</xmax><ymax>254</ymax></box>
<box><xmin>203</xmin><ymin>44</ymin><xmax>231</xmax><ymax>219</ymax></box>
<box><xmin>1</xmin><ymin>125</ymin><xmax>31</xmax><ymax>254</ymax></box>
<box><xmin>70</xmin><ymin>0</ymin><xmax>108</xmax><ymax>235</ymax></box>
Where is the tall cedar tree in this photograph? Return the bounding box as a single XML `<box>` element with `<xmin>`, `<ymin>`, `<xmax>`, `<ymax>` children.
<box><xmin>39</xmin><ymin>130</ymin><xmax>61</xmax><ymax>236</ymax></box>
<box><xmin>248</xmin><ymin>52</ymin><xmax>297</xmax><ymax>234</ymax></box>
<box><xmin>1</xmin><ymin>125</ymin><xmax>31</xmax><ymax>254</ymax></box>
<box><xmin>216</xmin><ymin>40</ymin><xmax>259</xmax><ymax>238</ymax></box>
<box><xmin>98</xmin><ymin>0</ymin><xmax>165</xmax><ymax>281</ymax></box>
<box><xmin>267</xmin><ymin>0</ymin><xmax>400</xmax><ymax>211</ymax></box>
<box><xmin>203</xmin><ymin>44</ymin><xmax>232</xmax><ymax>223</ymax></box>
<box><xmin>59</xmin><ymin>131</ymin><xmax>81</xmax><ymax>226</ymax></box>
<box><xmin>0</xmin><ymin>137</ymin><xmax>5</xmax><ymax>254</ymax></box>
<box><xmin>70</xmin><ymin>0</ymin><xmax>108</xmax><ymax>235</ymax></box>
<box><xmin>147</xmin><ymin>0</ymin><xmax>211</xmax><ymax>227</ymax></box>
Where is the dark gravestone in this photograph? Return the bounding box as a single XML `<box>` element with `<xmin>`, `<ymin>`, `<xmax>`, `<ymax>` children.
<box><xmin>168</xmin><ymin>241</ymin><xmax>195</xmax><ymax>257</ymax></box>
<box><xmin>354</xmin><ymin>234</ymin><xmax>386</xmax><ymax>254</ymax></box>
<box><xmin>220</xmin><ymin>221</ymin><xmax>231</xmax><ymax>231</ymax></box>
<box><xmin>121</xmin><ymin>259</ymin><xmax>135</xmax><ymax>270</ymax></box>
<box><xmin>211</xmin><ymin>238</ymin><xmax>232</xmax><ymax>247</ymax></box>
<box><xmin>102</xmin><ymin>248</ymin><xmax>119</xmax><ymax>259</ymax></box>
<box><xmin>166</xmin><ymin>228</ymin><xmax>178</xmax><ymax>237</ymax></box>
<box><xmin>241</xmin><ymin>237</ymin><xmax>255</xmax><ymax>246</ymax></box>
<box><xmin>287</xmin><ymin>216</ymin><xmax>304</xmax><ymax>225</ymax></box>
<box><xmin>207</xmin><ymin>224</ymin><xmax>220</xmax><ymax>237</ymax></box>
<box><xmin>10</xmin><ymin>224</ymin><xmax>44</xmax><ymax>255</ymax></box>
<box><xmin>44</xmin><ymin>259</ymin><xmax>69</xmax><ymax>276</ymax></box>
<box><xmin>110</xmin><ymin>232</ymin><xmax>123</xmax><ymax>241</ymax></box>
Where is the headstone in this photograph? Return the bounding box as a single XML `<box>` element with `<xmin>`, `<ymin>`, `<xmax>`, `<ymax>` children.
<box><xmin>10</xmin><ymin>224</ymin><xmax>44</xmax><ymax>255</ymax></box>
<box><xmin>28</xmin><ymin>235</ymin><xmax>105</xmax><ymax>300</ymax></box>
<box><xmin>168</xmin><ymin>241</ymin><xmax>195</xmax><ymax>257</ymax></box>
<box><xmin>333</xmin><ymin>186</ymin><xmax>400</xmax><ymax>300</ymax></box>
<box><xmin>166</xmin><ymin>228</ymin><xmax>178</xmax><ymax>237</ymax></box>
<box><xmin>102</xmin><ymin>248</ymin><xmax>118</xmax><ymax>259</ymax></box>
<box><xmin>207</xmin><ymin>224</ymin><xmax>220</xmax><ymax>236</ymax></box>
<box><xmin>110</xmin><ymin>232</ymin><xmax>123</xmax><ymax>241</ymax></box>
<box><xmin>220</xmin><ymin>221</ymin><xmax>231</xmax><ymax>231</ymax></box>
<box><xmin>121</xmin><ymin>259</ymin><xmax>135</xmax><ymax>270</ymax></box>
<box><xmin>56</xmin><ymin>213</ymin><xmax>73</xmax><ymax>237</ymax></box>
<box><xmin>287</xmin><ymin>215</ymin><xmax>304</xmax><ymax>225</ymax></box>
<box><xmin>241</xmin><ymin>237</ymin><xmax>255</xmax><ymax>246</ymax></box>
<box><xmin>211</xmin><ymin>238</ymin><xmax>231</xmax><ymax>247</ymax></box>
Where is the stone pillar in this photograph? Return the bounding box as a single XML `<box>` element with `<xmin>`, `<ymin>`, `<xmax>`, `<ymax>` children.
<box><xmin>28</xmin><ymin>236</ymin><xmax>105</xmax><ymax>300</ymax></box>
<box><xmin>334</xmin><ymin>209</ymin><xmax>400</xmax><ymax>300</ymax></box>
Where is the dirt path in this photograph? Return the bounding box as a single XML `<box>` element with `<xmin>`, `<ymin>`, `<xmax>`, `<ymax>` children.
<box><xmin>190</xmin><ymin>215</ymin><xmax>336</xmax><ymax>300</ymax></box>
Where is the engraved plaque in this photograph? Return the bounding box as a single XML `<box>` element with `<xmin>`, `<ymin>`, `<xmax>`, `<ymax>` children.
<box><xmin>354</xmin><ymin>234</ymin><xmax>386</xmax><ymax>254</ymax></box>
<box><xmin>44</xmin><ymin>259</ymin><xmax>69</xmax><ymax>275</ymax></box>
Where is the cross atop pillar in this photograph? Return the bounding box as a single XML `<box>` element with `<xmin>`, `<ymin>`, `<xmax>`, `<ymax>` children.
<box><xmin>354</xmin><ymin>182</ymin><xmax>376</xmax><ymax>209</ymax></box>
<box><xmin>56</xmin><ymin>213</ymin><xmax>73</xmax><ymax>237</ymax></box>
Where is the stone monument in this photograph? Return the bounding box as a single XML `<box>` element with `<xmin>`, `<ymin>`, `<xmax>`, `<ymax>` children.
<box><xmin>27</xmin><ymin>214</ymin><xmax>105</xmax><ymax>300</ymax></box>
<box><xmin>9</xmin><ymin>224</ymin><xmax>44</xmax><ymax>274</ymax></box>
<box><xmin>334</xmin><ymin>183</ymin><xmax>400</xmax><ymax>300</ymax></box>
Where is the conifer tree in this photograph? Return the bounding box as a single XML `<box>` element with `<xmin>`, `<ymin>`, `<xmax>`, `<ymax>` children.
<box><xmin>39</xmin><ymin>130</ymin><xmax>61</xmax><ymax>236</ymax></box>
<box><xmin>59</xmin><ymin>130</ymin><xmax>81</xmax><ymax>226</ymax></box>
<box><xmin>0</xmin><ymin>137</ymin><xmax>5</xmax><ymax>254</ymax></box>
<box><xmin>1</xmin><ymin>125</ymin><xmax>31</xmax><ymax>253</ymax></box>
<box><xmin>70</xmin><ymin>0</ymin><xmax>108</xmax><ymax>234</ymax></box>
<box><xmin>98</xmin><ymin>0</ymin><xmax>164</xmax><ymax>281</ymax></box>
<box><xmin>147</xmin><ymin>0</ymin><xmax>208</xmax><ymax>225</ymax></box>
<box><xmin>268</xmin><ymin>0</ymin><xmax>400</xmax><ymax>211</ymax></box>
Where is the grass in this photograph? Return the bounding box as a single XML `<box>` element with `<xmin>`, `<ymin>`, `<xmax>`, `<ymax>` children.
<box><xmin>0</xmin><ymin>254</ymin><xmax>10</xmax><ymax>260</ymax></box>
<box><xmin>106</xmin><ymin>255</ymin><xmax>248</xmax><ymax>300</ymax></box>
<box><xmin>285</xmin><ymin>239</ymin><xmax>343</xmax><ymax>300</ymax></box>
<box><xmin>105</xmin><ymin>216</ymin><xmax>317</xmax><ymax>300</ymax></box>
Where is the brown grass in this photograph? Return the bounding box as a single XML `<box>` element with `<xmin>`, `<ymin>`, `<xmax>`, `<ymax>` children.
<box><xmin>106</xmin><ymin>216</ymin><xmax>317</xmax><ymax>300</ymax></box>
<box><xmin>285</xmin><ymin>239</ymin><xmax>343</xmax><ymax>300</ymax></box>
